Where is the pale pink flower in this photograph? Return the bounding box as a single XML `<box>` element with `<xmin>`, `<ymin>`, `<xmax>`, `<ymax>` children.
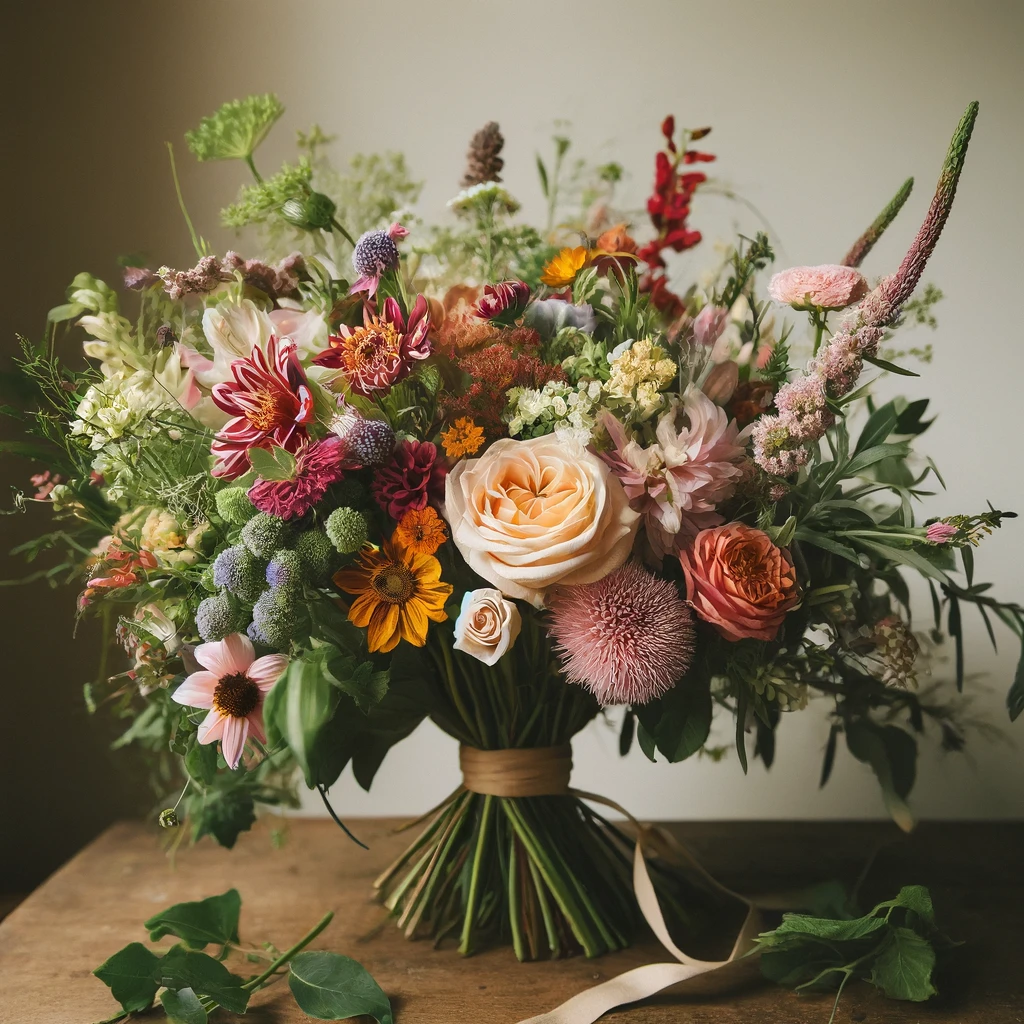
<box><xmin>600</xmin><ymin>386</ymin><xmax>748</xmax><ymax>558</ymax></box>
<box><xmin>693</xmin><ymin>304</ymin><xmax>729</xmax><ymax>347</ymax></box>
<box><xmin>549</xmin><ymin>562</ymin><xmax>695</xmax><ymax>706</ymax></box>
<box><xmin>701</xmin><ymin>360</ymin><xmax>739</xmax><ymax>404</ymax></box>
<box><xmin>171</xmin><ymin>633</ymin><xmax>287</xmax><ymax>769</ymax></box>
<box><xmin>768</xmin><ymin>265</ymin><xmax>868</xmax><ymax>310</ymax></box>
<box><xmin>926</xmin><ymin>521</ymin><xmax>958</xmax><ymax>544</ymax></box>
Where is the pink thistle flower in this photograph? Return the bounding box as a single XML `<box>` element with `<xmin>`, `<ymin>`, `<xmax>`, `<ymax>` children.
<box><xmin>210</xmin><ymin>336</ymin><xmax>315</xmax><ymax>480</ymax></box>
<box><xmin>474</xmin><ymin>281</ymin><xmax>531</xmax><ymax>324</ymax></box>
<box><xmin>768</xmin><ymin>264</ymin><xmax>868</xmax><ymax>311</ymax></box>
<box><xmin>600</xmin><ymin>386</ymin><xmax>748</xmax><ymax>558</ymax></box>
<box><xmin>349</xmin><ymin>223</ymin><xmax>409</xmax><ymax>297</ymax></box>
<box><xmin>926</xmin><ymin>521</ymin><xmax>958</xmax><ymax>544</ymax></box>
<box><xmin>248</xmin><ymin>436</ymin><xmax>348</xmax><ymax>520</ymax></box>
<box><xmin>751</xmin><ymin>415</ymin><xmax>808</xmax><ymax>478</ymax></box>
<box><xmin>372</xmin><ymin>439</ymin><xmax>446</xmax><ymax>520</ymax></box>
<box><xmin>312</xmin><ymin>295</ymin><xmax>431</xmax><ymax>398</ymax></box>
<box><xmin>549</xmin><ymin>562</ymin><xmax>695</xmax><ymax>706</ymax></box>
<box><xmin>171</xmin><ymin>633</ymin><xmax>287</xmax><ymax>769</ymax></box>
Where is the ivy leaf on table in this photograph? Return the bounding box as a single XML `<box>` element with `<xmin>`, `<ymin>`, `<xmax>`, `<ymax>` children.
<box><xmin>92</xmin><ymin>941</ymin><xmax>161</xmax><ymax>1013</ymax></box>
<box><xmin>754</xmin><ymin>885</ymin><xmax>949</xmax><ymax>1023</ymax></box>
<box><xmin>156</xmin><ymin>945</ymin><xmax>250</xmax><ymax>1013</ymax></box>
<box><xmin>145</xmin><ymin>888</ymin><xmax>241</xmax><ymax>949</ymax></box>
<box><xmin>160</xmin><ymin>986</ymin><xmax>208</xmax><ymax>1024</ymax></box>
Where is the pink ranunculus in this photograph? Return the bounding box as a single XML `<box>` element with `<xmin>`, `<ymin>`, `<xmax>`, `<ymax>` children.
<box><xmin>171</xmin><ymin>633</ymin><xmax>288</xmax><ymax>769</ymax></box>
<box><xmin>679</xmin><ymin>523</ymin><xmax>799</xmax><ymax>642</ymax></box>
<box><xmin>768</xmin><ymin>265</ymin><xmax>869</xmax><ymax>311</ymax></box>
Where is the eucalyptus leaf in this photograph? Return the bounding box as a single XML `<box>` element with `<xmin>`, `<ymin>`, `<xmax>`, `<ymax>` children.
<box><xmin>145</xmin><ymin>889</ymin><xmax>241</xmax><ymax>949</ymax></box>
<box><xmin>288</xmin><ymin>951</ymin><xmax>393</xmax><ymax>1023</ymax></box>
<box><xmin>93</xmin><ymin>942</ymin><xmax>161</xmax><ymax>1012</ymax></box>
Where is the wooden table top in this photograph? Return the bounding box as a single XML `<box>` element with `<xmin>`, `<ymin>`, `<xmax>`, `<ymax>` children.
<box><xmin>1</xmin><ymin>818</ymin><xmax>1021</xmax><ymax>1023</ymax></box>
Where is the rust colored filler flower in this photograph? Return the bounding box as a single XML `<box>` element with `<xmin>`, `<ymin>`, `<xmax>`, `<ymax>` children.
<box><xmin>395</xmin><ymin>507</ymin><xmax>447</xmax><ymax>555</ymax></box>
<box><xmin>441</xmin><ymin>417</ymin><xmax>485</xmax><ymax>458</ymax></box>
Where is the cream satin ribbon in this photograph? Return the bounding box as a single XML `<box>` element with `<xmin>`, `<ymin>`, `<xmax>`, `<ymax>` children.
<box><xmin>458</xmin><ymin>748</ymin><xmax>766</xmax><ymax>1024</ymax></box>
<box><xmin>516</xmin><ymin>790</ymin><xmax>766</xmax><ymax>1024</ymax></box>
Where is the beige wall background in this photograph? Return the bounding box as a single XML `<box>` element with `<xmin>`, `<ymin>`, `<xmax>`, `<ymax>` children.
<box><xmin>3</xmin><ymin>0</ymin><xmax>1023</xmax><ymax>889</ymax></box>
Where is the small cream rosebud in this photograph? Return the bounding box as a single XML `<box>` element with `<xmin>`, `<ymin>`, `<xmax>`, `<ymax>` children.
<box><xmin>702</xmin><ymin>360</ymin><xmax>739</xmax><ymax>404</ymax></box>
<box><xmin>453</xmin><ymin>589</ymin><xmax>522</xmax><ymax>666</ymax></box>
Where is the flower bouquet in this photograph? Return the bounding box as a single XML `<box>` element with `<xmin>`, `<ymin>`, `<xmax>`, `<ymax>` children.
<box><xmin>4</xmin><ymin>95</ymin><xmax>1022</xmax><ymax>969</ymax></box>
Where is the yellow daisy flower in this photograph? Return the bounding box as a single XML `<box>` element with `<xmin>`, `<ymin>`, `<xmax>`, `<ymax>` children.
<box><xmin>334</xmin><ymin>539</ymin><xmax>452</xmax><ymax>654</ymax></box>
<box><xmin>540</xmin><ymin>246</ymin><xmax>592</xmax><ymax>288</ymax></box>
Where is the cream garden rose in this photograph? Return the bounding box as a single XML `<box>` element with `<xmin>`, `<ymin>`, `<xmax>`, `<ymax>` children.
<box><xmin>453</xmin><ymin>589</ymin><xmax>522</xmax><ymax>665</ymax></box>
<box><xmin>444</xmin><ymin>435</ymin><xmax>640</xmax><ymax>607</ymax></box>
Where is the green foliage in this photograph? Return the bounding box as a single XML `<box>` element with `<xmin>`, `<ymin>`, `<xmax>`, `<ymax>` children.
<box><xmin>144</xmin><ymin>889</ymin><xmax>241</xmax><ymax>949</ymax></box>
<box><xmin>93</xmin><ymin>942</ymin><xmax>161</xmax><ymax>1013</ymax></box>
<box><xmin>248</xmin><ymin>445</ymin><xmax>297</xmax><ymax>481</ymax></box>
<box><xmin>325</xmin><ymin>506</ymin><xmax>368</xmax><ymax>554</ymax></box>
<box><xmin>755</xmin><ymin>885</ymin><xmax>947</xmax><ymax>1022</ymax></box>
<box><xmin>288</xmin><ymin>951</ymin><xmax>393</xmax><ymax>1023</ymax></box>
<box><xmin>634</xmin><ymin>673</ymin><xmax>713</xmax><ymax>763</ymax></box>
<box><xmin>214</xmin><ymin>487</ymin><xmax>256</xmax><ymax>526</ymax></box>
<box><xmin>900</xmin><ymin>283</ymin><xmax>943</xmax><ymax>330</ymax></box>
<box><xmin>48</xmin><ymin>271</ymin><xmax>118</xmax><ymax>323</ymax></box>
<box><xmin>221</xmin><ymin>158</ymin><xmax>313</xmax><ymax>228</ymax></box>
<box><xmin>160</xmin><ymin>987</ymin><xmax>208</xmax><ymax>1024</ymax></box>
<box><xmin>156</xmin><ymin>946</ymin><xmax>249</xmax><ymax>1014</ymax></box>
<box><xmin>185</xmin><ymin>94</ymin><xmax>285</xmax><ymax>162</ymax></box>
<box><xmin>241</xmin><ymin>511</ymin><xmax>289</xmax><ymax>558</ymax></box>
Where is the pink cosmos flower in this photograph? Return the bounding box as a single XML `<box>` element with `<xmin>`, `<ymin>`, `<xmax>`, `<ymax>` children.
<box><xmin>312</xmin><ymin>296</ymin><xmax>431</xmax><ymax>398</ymax></box>
<box><xmin>768</xmin><ymin>265</ymin><xmax>868</xmax><ymax>310</ymax></box>
<box><xmin>549</xmin><ymin>562</ymin><xmax>695</xmax><ymax>705</ymax></box>
<box><xmin>210</xmin><ymin>336</ymin><xmax>315</xmax><ymax>480</ymax></box>
<box><xmin>171</xmin><ymin>633</ymin><xmax>287</xmax><ymax>769</ymax></box>
<box><xmin>600</xmin><ymin>386</ymin><xmax>748</xmax><ymax>558</ymax></box>
<box><xmin>248</xmin><ymin>436</ymin><xmax>349</xmax><ymax>520</ymax></box>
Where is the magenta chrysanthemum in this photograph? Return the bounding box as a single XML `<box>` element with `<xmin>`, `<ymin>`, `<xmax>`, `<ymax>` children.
<box><xmin>248</xmin><ymin>436</ymin><xmax>347</xmax><ymax>520</ymax></box>
<box><xmin>548</xmin><ymin>562</ymin><xmax>695</xmax><ymax>706</ymax></box>
<box><xmin>371</xmin><ymin>439</ymin><xmax>446</xmax><ymax>520</ymax></box>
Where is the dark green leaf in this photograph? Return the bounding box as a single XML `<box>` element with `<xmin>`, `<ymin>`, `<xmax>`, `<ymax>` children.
<box><xmin>157</xmin><ymin>946</ymin><xmax>249</xmax><ymax>1014</ymax></box>
<box><xmin>735</xmin><ymin>685</ymin><xmax>749</xmax><ymax>774</ymax></box>
<box><xmin>893</xmin><ymin>398</ymin><xmax>933</xmax><ymax>436</ymax></box>
<box><xmin>863</xmin><ymin>354</ymin><xmax>921</xmax><ymax>377</ymax></box>
<box><xmin>145</xmin><ymin>889</ymin><xmax>241</xmax><ymax>948</ymax></box>
<box><xmin>535</xmin><ymin>155</ymin><xmax>549</xmax><ymax>197</ymax></box>
<box><xmin>193</xmin><ymin>788</ymin><xmax>256</xmax><ymax>848</ymax></box>
<box><xmin>960</xmin><ymin>546</ymin><xmax>974</xmax><ymax>587</ymax></box>
<box><xmin>288</xmin><ymin>951</ymin><xmax>393</xmax><ymax>1023</ymax></box>
<box><xmin>948</xmin><ymin>592</ymin><xmax>964</xmax><ymax>691</ymax></box>
<box><xmin>819</xmin><ymin>723</ymin><xmax>839</xmax><ymax>788</ymax></box>
<box><xmin>184</xmin><ymin>736</ymin><xmax>218</xmax><ymax>786</ymax></box>
<box><xmin>845</xmin><ymin>723</ymin><xmax>916</xmax><ymax>831</ymax></box>
<box><xmin>855</xmin><ymin>400</ymin><xmax>900</xmax><ymax>455</ymax></box>
<box><xmin>768</xmin><ymin>910</ymin><xmax>888</xmax><ymax>943</ymax></box>
<box><xmin>794</xmin><ymin>527</ymin><xmax>863</xmax><ymax>566</ymax></box>
<box><xmin>160</xmin><ymin>987</ymin><xmax>208</xmax><ymax>1024</ymax></box>
<box><xmin>636</xmin><ymin>722</ymin><xmax>657</xmax><ymax>762</ymax></box>
<box><xmin>323</xmin><ymin>649</ymin><xmax>389</xmax><ymax>710</ymax></box>
<box><xmin>0</xmin><ymin>439</ymin><xmax>62</xmax><ymax>463</ymax></box>
<box><xmin>869</xmin><ymin>926</ymin><xmax>937</xmax><ymax>1001</ymax></box>
<box><xmin>845</xmin><ymin>442</ymin><xmax>912</xmax><ymax>477</ymax></box>
<box><xmin>1006</xmin><ymin>637</ymin><xmax>1024</xmax><ymax>722</ymax></box>
<box><xmin>619</xmin><ymin>710</ymin><xmax>635</xmax><ymax>757</ymax></box>
<box><xmin>93</xmin><ymin>942</ymin><xmax>161</xmax><ymax>1013</ymax></box>
<box><xmin>634</xmin><ymin>675</ymin><xmax>712</xmax><ymax>763</ymax></box>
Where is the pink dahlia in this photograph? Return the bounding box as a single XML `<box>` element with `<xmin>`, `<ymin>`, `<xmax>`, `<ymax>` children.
<box><xmin>248</xmin><ymin>436</ymin><xmax>349</xmax><ymax>520</ymax></box>
<box><xmin>474</xmin><ymin>281</ymin><xmax>531</xmax><ymax>324</ymax></box>
<box><xmin>768</xmin><ymin>265</ymin><xmax>868</xmax><ymax>311</ymax></box>
<box><xmin>210</xmin><ymin>336</ymin><xmax>315</xmax><ymax>480</ymax></box>
<box><xmin>372</xmin><ymin>439</ymin><xmax>446</xmax><ymax>520</ymax></box>
<box><xmin>549</xmin><ymin>562</ymin><xmax>695</xmax><ymax>705</ymax></box>
<box><xmin>600</xmin><ymin>386</ymin><xmax>748</xmax><ymax>558</ymax></box>
<box><xmin>312</xmin><ymin>295</ymin><xmax>431</xmax><ymax>398</ymax></box>
<box><xmin>171</xmin><ymin>633</ymin><xmax>287</xmax><ymax>769</ymax></box>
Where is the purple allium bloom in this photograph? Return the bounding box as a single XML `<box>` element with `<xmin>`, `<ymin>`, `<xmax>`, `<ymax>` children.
<box><xmin>349</xmin><ymin>223</ymin><xmax>408</xmax><ymax>298</ymax></box>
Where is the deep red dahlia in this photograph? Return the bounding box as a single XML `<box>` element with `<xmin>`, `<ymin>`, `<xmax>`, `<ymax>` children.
<box><xmin>371</xmin><ymin>440</ymin><xmax>446</xmax><ymax>520</ymax></box>
<box><xmin>210</xmin><ymin>336</ymin><xmax>315</xmax><ymax>479</ymax></box>
<box><xmin>248</xmin><ymin>436</ymin><xmax>348</xmax><ymax>520</ymax></box>
<box><xmin>473</xmin><ymin>281</ymin><xmax>530</xmax><ymax>324</ymax></box>
<box><xmin>312</xmin><ymin>295</ymin><xmax>431</xmax><ymax>397</ymax></box>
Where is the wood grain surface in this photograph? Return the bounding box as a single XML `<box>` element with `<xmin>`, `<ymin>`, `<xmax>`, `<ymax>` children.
<box><xmin>1</xmin><ymin>819</ymin><xmax>1020</xmax><ymax>1023</ymax></box>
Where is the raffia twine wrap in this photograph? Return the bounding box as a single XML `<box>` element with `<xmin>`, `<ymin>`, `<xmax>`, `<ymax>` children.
<box><xmin>454</xmin><ymin>744</ymin><xmax>774</xmax><ymax>1024</ymax></box>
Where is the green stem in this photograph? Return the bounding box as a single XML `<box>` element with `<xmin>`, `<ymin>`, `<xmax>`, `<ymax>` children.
<box><xmin>242</xmin><ymin>911</ymin><xmax>334</xmax><ymax>991</ymax></box>
<box><xmin>459</xmin><ymin>795</ymin><xmax>493</xmax><ymax>954</ymax></box>
<box><xmin>330</xmin><ymin>216</ymin><xmax>357</xmax><ymax>248</ymax></box>
<box><xmin>165</xmin><ymin>142</ymin><xmax>203</xmax><ymax>259</ymax></box>
<box><xmin>244</xmin><ymin>153</ymin><xmax>263</xmax><ymax>183</ymax></box>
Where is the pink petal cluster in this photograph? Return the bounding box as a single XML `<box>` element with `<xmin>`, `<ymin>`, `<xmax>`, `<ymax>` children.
<box><xmin>600</xmin><ymin>386</ymin><xmax>748</xmax><ymax>557</ymax></box>
<box><xmin>768</xmin><ymin>265</ymin><xmax>868</xmax><ymax>310</ymax></box>
<box><xmin>171</xmin><ymin>633</ymin><xmax>288</xmax><ymax>769</ymax></box>
<box><xmin>926</xmin><ymin>521</ymin><xmax>958</xmax><ymax>544</ymax></box>
<box><xmin>210</xmin><ymin>336</ymin><xmax>315</xmax><ymax>479</ymax></box>
<box><xmin>248</xmin><ymin>436</ymin><xmax>350</xmax><ymax>520</ymax></box>
<box><xmin>372</xmin><ymin>439</ymin><xmax>446</xmax><ymax>520</ymax></box>
<box><xmin>474</xmin><ymin>280</ymin><xmax>531</xmax><ymax>323</ymax></box>
<box><xmin>549</xmin><ymin>562</ymin><xmax>695</xmax><ymax>705</ymax></box>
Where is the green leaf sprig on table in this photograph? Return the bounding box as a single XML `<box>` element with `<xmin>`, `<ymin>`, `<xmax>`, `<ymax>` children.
<box><xmin>754</xmin><ymin>884</ymin><xmax>953</xmax><ymax>1024</ymax></box>
<box><xmin>92</xmin><ymin>889</ymin><xmax>392</xmax><ymax>1024</ymax></box>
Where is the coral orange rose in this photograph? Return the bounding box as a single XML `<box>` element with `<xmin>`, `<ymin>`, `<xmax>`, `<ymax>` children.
<box><xmin>679</xmin><ymin>523</ymin><xmax>799</xmax><ymax>641</ymax></box>
<box><xmin>444</xmin><ymin>436</ymin><xmax>640</xmax><ymax>607</ymax></box>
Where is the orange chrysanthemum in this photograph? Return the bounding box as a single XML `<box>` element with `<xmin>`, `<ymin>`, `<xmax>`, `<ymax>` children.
<box><xmin>395</xmin><ymin>507</ymin><xmax>448</xmax><ymax>555</ymax></box>
<box><xmin>540</xmin><ymin>246</ymin><xmax>593</xmax><ymax>288</ymax></box>
<box><xmin>334</xmin><ymin>539</ymin><xmax>452</xmax><ymax>653</ymax></box>
<box><xmin>441</xmin><ymin>417</ymin><xmax>486</xmax><ymax>458</ymax></box>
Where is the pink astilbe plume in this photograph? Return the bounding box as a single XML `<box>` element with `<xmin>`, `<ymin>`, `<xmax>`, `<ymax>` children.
<box><xmin>549</xmin><ymin>562</ymin><xmax>695</xmax><ymax>706</ymax></box>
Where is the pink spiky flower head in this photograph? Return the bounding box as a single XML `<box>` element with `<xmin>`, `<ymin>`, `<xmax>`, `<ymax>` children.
<box><xmin>548</xmin><ymin>562</ymin><xmax>695</xmax><ymax>706</ymax></box>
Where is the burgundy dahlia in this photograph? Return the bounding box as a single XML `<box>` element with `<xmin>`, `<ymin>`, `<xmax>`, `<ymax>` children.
<box><xmin>474</xmin><ymin>281</ymin><xmax>530</xmax><ymax>324</ymax></box>
<box><xmin>371</xmin><ymin>440</ymin><xmax>446</xmax><ymax>520</ymax></box>
<box><xmin>248</xmin><ymin>436</ymin><xmax>348</xmax><ymax>520</ymax></box>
